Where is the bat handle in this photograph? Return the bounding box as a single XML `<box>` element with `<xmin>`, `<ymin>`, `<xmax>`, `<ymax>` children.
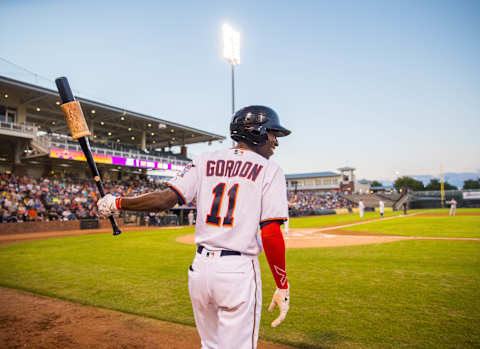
<box><xmin>78</xmin><ymin>137</ymin><xmax>122</xmax><ymax>236</ymax></box>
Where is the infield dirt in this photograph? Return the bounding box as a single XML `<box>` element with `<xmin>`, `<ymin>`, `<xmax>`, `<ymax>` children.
<box><xmin>0</xmin><ymin>287</ymin><xmax>296</xmax><ymax>349</ymax></box>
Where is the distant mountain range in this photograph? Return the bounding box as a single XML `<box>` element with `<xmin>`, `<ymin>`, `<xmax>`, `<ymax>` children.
<box><xmin>376</xmin><ymin>172</ymin><xmax>480</xmax><ymax>189</ymax></box>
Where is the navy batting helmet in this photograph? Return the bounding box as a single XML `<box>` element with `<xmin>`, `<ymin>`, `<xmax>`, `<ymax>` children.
<box><xmin>230</xmin><ymin>105</ymin><xmax>291</xmax><ymax>145</ymax></box>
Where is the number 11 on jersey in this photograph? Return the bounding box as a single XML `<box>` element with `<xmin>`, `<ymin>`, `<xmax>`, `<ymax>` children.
<box><xmin>206</xmin><ymin>183</ymin><xmax>239</xmax><ymax>227</ymax></box>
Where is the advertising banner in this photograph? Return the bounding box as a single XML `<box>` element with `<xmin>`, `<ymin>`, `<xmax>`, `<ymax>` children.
<box><xmin>463</xmin><ymin>191</ymin><xmax>480</xmax><ymax>200</ymax></box>
<box><xmin>49</xmin><ymin>148</ymin><xmax>185</xmax><ymax>172</ymax></box>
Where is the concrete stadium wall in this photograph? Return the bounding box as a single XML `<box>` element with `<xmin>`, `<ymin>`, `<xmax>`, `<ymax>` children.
<box><xmin>0</xmin><ymin>218</ymin><xmax>124</xmax><ymax>235</ymax></box>
<box><xmin>25</xmin><ymin>166</ymin><xmax>45</xmax><ymax>179</ymax></box>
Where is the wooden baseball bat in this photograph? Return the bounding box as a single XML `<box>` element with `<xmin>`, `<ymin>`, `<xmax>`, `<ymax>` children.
<box><xmin>55</xmin><ymin>77</ymin><xmax>122</xmax><ymax>236</ymax></box>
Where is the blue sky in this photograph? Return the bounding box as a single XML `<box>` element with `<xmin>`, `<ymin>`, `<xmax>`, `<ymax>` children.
<box><xmin>1</xmin><ymin>0</ymin><xmax>479</xmax><ymax>180</ymax></box>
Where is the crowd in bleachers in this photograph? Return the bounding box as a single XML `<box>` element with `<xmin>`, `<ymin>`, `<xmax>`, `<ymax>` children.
<box><xmin>2</xmin><ymin>172</ymin><xmax>353</xmax><ymax>224</ymax></box>
<box><xmin>288</xmin><ymin>190</ymin><xmax>349</xmax><ymax>211</ymax></box>
<box><xmin>0</xmin><ymin>172</ymin><xmax>167</xmax><ymax>224</ymax></box>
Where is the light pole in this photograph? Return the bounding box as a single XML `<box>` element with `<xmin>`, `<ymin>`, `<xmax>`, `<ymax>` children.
<box><xmin>222</xmin><ymin>23</ymin><xmax>240</xmax><ymax>116</ymax></box>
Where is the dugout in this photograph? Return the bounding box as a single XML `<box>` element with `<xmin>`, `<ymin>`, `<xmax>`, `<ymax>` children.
<box><xmin>407</xmin><ymin>190</ymin><xmax>480</xmax><ymax>209</ymax></box>
<box><xmin>289</xmin><ymin>208</ymin><xmax>336</xmax><ymax>217</ymax></box>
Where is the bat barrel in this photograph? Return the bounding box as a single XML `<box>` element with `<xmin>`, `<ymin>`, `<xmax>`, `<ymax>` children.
<box><xmin>55</xmin><ymin>77</ymin><xmax>75</xmax><ymax>103</ymax></box>
<box><xmin>55</xmin><ymin>76</ymin><xmax>122</xmax><ymax>236</ymax></box>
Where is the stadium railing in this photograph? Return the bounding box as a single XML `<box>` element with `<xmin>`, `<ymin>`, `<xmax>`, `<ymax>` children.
<box><xmin>49</xmin><ymin>137</ymin><xmax>190</xmax><ymax>166</ymax></box>
<box><xmin>0</xmin><ymin>121</ymin><xmax>37</xmax><ymax>138</ymax></box>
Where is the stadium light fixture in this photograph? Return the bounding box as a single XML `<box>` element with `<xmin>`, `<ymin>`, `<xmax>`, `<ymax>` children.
<box><xmin>222</xmin><ymin>23</ymin><xmax>240</xmax><ymax>148</ymax></box>
<box><xmin>222</xmin><ymin>23</ymin><xmax>240</xmax><ymax>115</ymax></box>
<box><xmin>4</xmin><ymin>94</ymin><xmax>9</xmax><ymax>99</ymax></box>
<box><xmin>222</xmin><ymin>24</ymin><xmax>240</xmax><ymax>66</ymax></box>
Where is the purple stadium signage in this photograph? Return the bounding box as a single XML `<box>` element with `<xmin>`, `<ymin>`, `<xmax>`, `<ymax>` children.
<box><xmin>49</xmin><ymin>147</ymin><xmax>185</xmax><ymax>172</ymax></box>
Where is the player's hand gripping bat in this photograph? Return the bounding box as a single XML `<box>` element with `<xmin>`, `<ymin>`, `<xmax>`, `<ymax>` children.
<box><xmin>55</xmin><ymin>77</ymin><xmax>122</xmax><ymax>236</ymax></box>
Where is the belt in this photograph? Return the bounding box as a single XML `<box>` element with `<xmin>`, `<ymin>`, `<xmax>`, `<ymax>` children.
<box><xmin>197</xmin><ymin>245</ymin><xmax>241</xmax><ymax>257</ymax></box>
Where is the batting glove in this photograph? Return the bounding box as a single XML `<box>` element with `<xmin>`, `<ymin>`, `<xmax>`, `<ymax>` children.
<box><xmin>97</xmin><ymin>194</ymin><xmax>118</xmax><ymax>218</ymax></box>
<box><xmin>268</xmin><ymin>285</ymin><xmax>290</xmax><ymax>327</ymax></box>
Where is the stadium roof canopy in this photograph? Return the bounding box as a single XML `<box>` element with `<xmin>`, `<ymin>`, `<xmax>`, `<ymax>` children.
<box><xmin>285</xmin><ymin>171</ymin><xmax>339</xmax><ymax>179</ymax></box>
<box><xmin>371</xmin><ymin>185</ymin><xmax>393</xmax><ymax>190</ymax></box>
<box><xmin>0</xmin><ymin>75</ymin><xmax>225</xmax><ymax>149</ymax></box>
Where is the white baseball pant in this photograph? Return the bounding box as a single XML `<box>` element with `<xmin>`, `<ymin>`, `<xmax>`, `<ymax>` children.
<box><xmin>188</xmin><ymin>247</ymin><xmax>262</xmax><ymax>349</ymax></box>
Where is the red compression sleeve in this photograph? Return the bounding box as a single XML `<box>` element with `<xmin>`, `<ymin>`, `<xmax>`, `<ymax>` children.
<box><xmin>261</xmin><ymin>221</ymin><xmax>288</xmax><ymax>289</ymax></box>
<box><xmin>115</xmin><ymin>197</ymin><xmax>122</xmax><ymax>210</ymax></box>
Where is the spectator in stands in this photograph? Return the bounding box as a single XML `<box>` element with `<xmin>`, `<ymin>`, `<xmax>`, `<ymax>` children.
<box><xmin>0</xmin><ymin>207</ymin><xmax>6</xmax><ymax>223</ymax></box>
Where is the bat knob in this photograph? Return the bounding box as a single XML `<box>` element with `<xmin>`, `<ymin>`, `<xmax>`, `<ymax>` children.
<box><xmin>113</xmin><ymin>229</ymin><xmax>122</xmax><ymax>236</ymax></box>
<box><xmin>109</xmin><ymin>216</ymin><xmax>122</xmax><ymax>236</ymax></box>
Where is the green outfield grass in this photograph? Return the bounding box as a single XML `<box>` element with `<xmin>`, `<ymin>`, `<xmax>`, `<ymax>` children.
<box><xmin>289</xmin><ymin>209</ymin><xmax>422</xmax><ymax>229</ymax></box>
<box><xmin>1</xmin><ymin>223</ymin><xmax>479</xmax><ymax>348</ymax></box>
<box><xmin>338</xmin><ymin>208</ymin><xmax>480</xmax><ymax>238</ymax></box>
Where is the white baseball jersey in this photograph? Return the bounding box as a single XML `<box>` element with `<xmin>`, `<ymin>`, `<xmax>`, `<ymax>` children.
<box><xmin>168</xmin><ymin>147</ymin><xmax>288</xmax><ymax>255</ymax></box>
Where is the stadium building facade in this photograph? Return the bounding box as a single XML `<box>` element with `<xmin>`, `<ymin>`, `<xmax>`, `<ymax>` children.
<box><xmin>0</xmin><ymin>75</ymin><xmax>225</xmax><ymax>180</ymax></box>
<box><xmin>286</xmin><ymin>167</ymin><xmax>370</xmax><ymax>194</ymax></box>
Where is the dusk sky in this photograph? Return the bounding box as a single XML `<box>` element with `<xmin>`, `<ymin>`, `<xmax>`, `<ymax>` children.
<box><xmin>1</xmin><ymin>0</ymin><xmax>479</xmax><ymax>181</ymax></box>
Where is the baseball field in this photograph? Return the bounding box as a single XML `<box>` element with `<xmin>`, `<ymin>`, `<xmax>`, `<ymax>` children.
<box><xmin>1</xmin><ymin>208</ymin><xmax>479</xmax><ymax>348</ymax></box>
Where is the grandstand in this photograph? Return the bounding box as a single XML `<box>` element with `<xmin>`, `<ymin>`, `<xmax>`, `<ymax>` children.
<box><xmin>0</xmin><ymin>75</ymin><xmax>225</xmax><ymax>180</ymax></box>
<box><xmin>286</xmin><ymin>167</ymin><xmax>360</xmax><ymax>193</ymax></box>
<box><xmin>0</xmin><ymin>74</ymin><xmax>227</xmax><ymax>230</ymax></box>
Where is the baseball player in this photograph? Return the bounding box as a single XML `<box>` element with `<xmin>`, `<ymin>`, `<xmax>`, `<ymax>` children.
<box><xmin>188</xmin><ymin>210</ymin><xmax>195</xmax><ymax>225</ymax></box>
<box><xmin>358</xmin><ymin>200</ymin><xmax>365</xmax><ymax>218</ymax></box>
<box><xmin>97</xmin><ymin>105</ymin><xmax>291</xmax><ymax>349</ymax></box>
<box><xmin>448</xmin><ymin>198</ymin><xmax>457</xmax><ymax>216</ymax></box>
<box><xmin>379</xmin><ymin>200</ymin><xmax>385</xmax><ymax>217</ymax></box>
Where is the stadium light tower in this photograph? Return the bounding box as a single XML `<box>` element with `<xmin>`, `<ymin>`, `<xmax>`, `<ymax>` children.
<box><xmin>222</xmin><ymin>23</ymin><xmax>240</xmax><ymax>115</ymax></box>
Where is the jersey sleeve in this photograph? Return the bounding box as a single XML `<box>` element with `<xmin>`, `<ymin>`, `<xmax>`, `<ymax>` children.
<box><xmin>166</xmin><ymin>159</ymin><xmax>200</xmax><ymax>205</ymax></box>
<box><xmin>260</xmin><ymin>165</ymin><xmax>289</xmax><ymax>226</ymax></box>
